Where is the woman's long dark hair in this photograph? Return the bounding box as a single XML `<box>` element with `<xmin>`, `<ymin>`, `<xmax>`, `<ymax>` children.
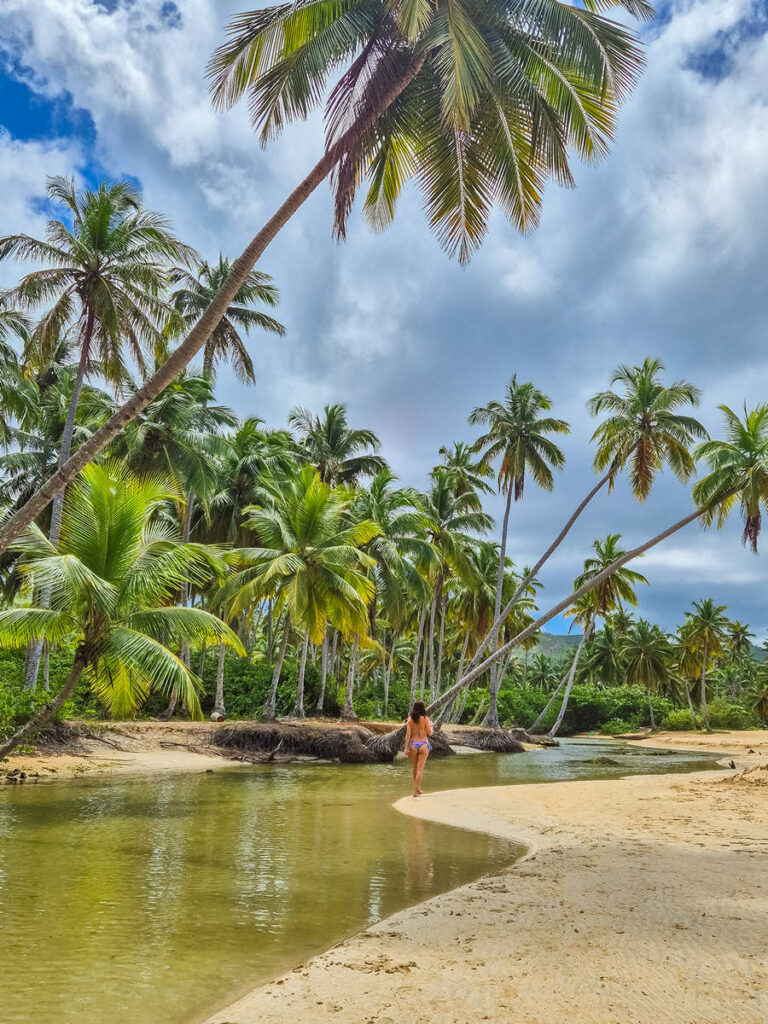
<box><xmin>410</xmin><ymin>700</ymin><xmax>427</xmax><ymax>724</ymax></box>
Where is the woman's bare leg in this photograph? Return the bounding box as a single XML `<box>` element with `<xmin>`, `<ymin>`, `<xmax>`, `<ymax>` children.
<box><xmin>409</xmin><ymin>749</ymin><xmax>418</xmax><ymax>795</ymax></box>
<box><xmin>414</xmin><ymin>747</ymin><xmax>429</xmax><ymax>795</ymax></box>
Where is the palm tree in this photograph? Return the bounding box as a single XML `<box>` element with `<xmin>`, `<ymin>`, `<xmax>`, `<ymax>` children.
<box><xmin>0</xmin><ymin>0</ymin><xmax>651</xmax><ymax>558</ymax></box>
<box><xmin>110</xmin><ymin>370</ymin><xmax>237</xmax><ymax>500</ymax></box>
<box><xmin>0</xmin><ymin>179</ymin><xmax>194</xmax><ymax>686</ymax></box>
<box><xmin>169</xmin><ymin>256</ymin><xmax>284</xmax><ymax>382</ymax></box>
<box><xmin>547</xmin><ymin>534</ymin><xmax>647</xmax><ymax>737</ymax></box>
<box><xmin>463</xmin><ymin>358</ymin><xmax>706</xmax><ymax>686</ymax></box>
<box><xmin>470</xmin><ymin>376</ymin><xmax>569</xmax><ymax>726</ymax></box>
<box><xmin>589</xmin><ymin>358</ymin><xmax>708</xmax><ymax>502</ymax></box>
<box><xmin>0</xmin><ymin>177</ymin><xmax>194</xmax><ymax>543</ymax></box>
<box><xmin>620</xmin><ymin>619</ymin><xmax>673</xmax><ymax>729</ymax></box>
<box><xmin>226</xmin><ymin>466</ymin><xmax>380</xmax><ymax>719</ymax></box>
<box><xmin>208</xmin><ymin>418</ymin><xmax>297</xmax><ymax>546</ymax></box>
<box><xmin>693</xmin><ymin>404</ymin><xmax>768</xmax><ymax>553</ymax></box>
<box><xmin>727</xmin><ymin>621</ymin><xmax>755</xmax><ymax>662</ymax></box>
<box><xmin>683</xmin><ymin>598</ymin><xmax>729</xmax><ymax>732</ymax></box>
<box><xmin>420</xmin><ymin>468</ymin><xmax>493</xmax><ymax>701</ymax></box>
<box><xmin>437</xmin><ymin>442</ymin><xmax>493</xmax><ymax>508</ymax></box>
<box><xmin>289</xmin><ymin>404</ymin><xmax>387</xmax><ymax>487</ymax></box>
<box><xmin>0</xmin><ymin>463</ymin><xmax>242</xmax><ymax>758</ymax></box>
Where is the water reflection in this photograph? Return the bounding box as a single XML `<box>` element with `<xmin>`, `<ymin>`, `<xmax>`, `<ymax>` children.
<box><xmin>0</xmin><ymin>740</ymin><xmax>719</xmax><ymax>1024</ymax></box>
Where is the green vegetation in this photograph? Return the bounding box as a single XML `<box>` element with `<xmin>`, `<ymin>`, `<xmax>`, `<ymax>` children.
<box><xmin>0</xmin><ymin>296</ymin><xmax>766</xmax><ymax>752</ymax></box>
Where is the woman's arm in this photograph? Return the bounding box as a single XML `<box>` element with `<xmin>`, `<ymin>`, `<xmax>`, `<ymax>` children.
<box><xmin>425</xmin><ymin>717</ymin><xmax>434</xmax><ymax>737</ymax></box>
<box><xmin>404</xmin><ymin>719</ymin><xmax>412</xmax><ymax>754</ymax></box>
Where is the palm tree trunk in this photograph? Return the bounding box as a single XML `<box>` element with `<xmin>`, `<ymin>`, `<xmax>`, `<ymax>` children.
<box><xmin>179</xmin><ymin>492</ymin><xmax>195</xmax><ymax>671</ymax></box>
<box><xmin>198</xmin><ymin>643</ymin><xmax>207</xmax><ymax>677</ymax></box>
<box><xmin>646</xmin><ymin>689</ymin><xmax>656</xmax><ymax>730</ymax></box>
<box><xmin>427</xmin><ymin>505</ymin><xmax>704</xmax><ymax>721</ymax></box>
<box><xmin>266</xmin><ymin>597</ymin><xmax>273</xmax><ymax>660</ymax></box>
<box><xmin>427</xmin><ymin>585</ymin><xmax>438</xmax><ymax>699</ymax></box>
<box><xmin>468</xmin><ymin>472</ymin><xmax>613</xmax><ymax>676</ymax></box>
<box><xmin>293</xmin><ymin>631</ymin><xmax>309</xmax><ymax>718</ymax></box>
<box><xmin>212</xmin><ymin>643</ymin><xmax>227</xmax><ymax>718</ymax></box>
<box><xmin>263</xmin><ymin>612</ymin><xmax>290</xmax><ymax>721</ymax></box>
<box><xmin>42</xmin><ymin>643</ymin><xmax>50</xmax><ymax>691</ymax></box>
<box><xmin>700</xmin><ymin>640</ymin><xmax>712</xmax><ymax>732</ymax></box>
<box><xmin>384</xmin><ymin>639</ymin><xmax>395</xmax><ymax>716</ymax></box>
<box><xmin>420</xmin><ymin>625</ymin><xmax>429</xmax><ymax>700</ymax></box>
<box><xmin>438</xmin><ymin>628</ymin><xmax>470</xmax><ymax>726</ymax></box>
<box><xmin>410</xmin><ymin>608</ymin><xmax>426</xmax><ymax>705</ymax></box>
<box><xmin>0</xmin><ymin>653</ymin><xmax>87</xmax><ymax>759</ymax></box>
<box><xmin>316</xmin><ymin>628</ymin><xmax>329</xmax><ymax>715</ymax></box>
<box><xmin>0</xmin><ymin>55</ymin><xmax>427</xmax><ymax>562</ymax></box>
<box><xmin>549</xmin><ymin>621</ymin><xmax>591</xmax><ymax>738</ymax></box>
<box><xmin>685</xmin><ymin>683</ymin><xmax>700</xmax><ymax>729</ymax></box>
<box><xmin>25</xmin><ymin>325</ymin><xmax>94</xmax><ymax>691</ymax></box>
<box><xmin>483</xmin><ymin>487</ymin><xmax>514</xmax><ymax>728</ymax></box>
<box><xmin>435</xmin><ymin>594</ymin><xmax>446</xmax><ymax>697</ymax></box>
<box><xmin>342</xmin><ymin>634</ymin><xmax>359</xmax><ymax>720</ymax></box>
<box><xmin>530</xmin><ymin>670</ymin><xmax>569</xmax><ymax>733</ymax></box>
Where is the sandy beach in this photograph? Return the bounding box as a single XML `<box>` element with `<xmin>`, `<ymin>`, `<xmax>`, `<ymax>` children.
<box><xmin>204</xmin><ymin>731</ymin><xmax>768</xmax><ymax>1024</ymax></box>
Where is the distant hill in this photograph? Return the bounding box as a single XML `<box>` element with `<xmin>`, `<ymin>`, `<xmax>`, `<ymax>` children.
<box><xmin>533</xmin><ymin>632</ymin><xmax>582</xmax><ymax>658</ymax></box>
<box><xmin>532</xmin><ymin>632</ymin><xmax>766</xmax><ymax>662</ymax></box>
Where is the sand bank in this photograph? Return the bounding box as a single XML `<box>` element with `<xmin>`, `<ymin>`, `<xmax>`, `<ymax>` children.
<box><xmin>205</xmin><ymin>740</ymin><xmax>768</xmax><ymax>1024</ymax></box>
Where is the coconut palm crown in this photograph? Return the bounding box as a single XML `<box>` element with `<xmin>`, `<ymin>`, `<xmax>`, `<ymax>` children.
<box><xmin>208</xmin><ymin>0</ymin><xmax>651</xmax><ymax>264</ymax></box>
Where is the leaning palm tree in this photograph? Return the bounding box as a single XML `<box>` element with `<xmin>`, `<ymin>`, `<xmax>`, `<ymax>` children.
<box><xmin>462</xmin><ymin>358</ymin><xmax>705</xmax><ymax>688</ymax></box>
<box><xmin>225</xmin><ymin>466</ymin><xmax>380</xmax><ymax>719</ymax></box>
<box><xmin>469</xmin><ymin>376</ymin><xmax>569</xmax><ymax>726</ymax></box>
<box><xmin>620</xmin><ymin>619</ymin><xmax>673</xmax><ymax>729</ymax></box>
<box><xmin>169</xmin><ymin>256</ymin><xmax>284</xmax><ymax>383</ymax></box>
<box><xmin>683</xmin><ymin>598</ymin><xmax>729</xmax><ymax>732</ymax></box>
<box><xmin>0</xmin><ymin>463</ymin><xmax>242</xmax><ymax>758</ymax></box>
<box><xmin>692</xmin><ymin>404</ymin><xmax>768</xmax><ymax>553</ymax></box>
<box><xmin>289</xmin><ymin>404</ymin><xmax>387</xmax><ymax>487</ymax></box>
<box><xmin>0</xmin><ymin>0</ymin><xmax>651</xmax><ymax>559</ymax></box>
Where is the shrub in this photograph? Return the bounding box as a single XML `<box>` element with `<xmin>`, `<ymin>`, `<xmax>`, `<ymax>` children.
<box><xmin>707</xmin><ymin>698</ymin><xmax>761</xmax><ymax>730</ymax></box>
<box><xmin>662</xmin><ymin>708</ymin><xmax>697</xmax><ymax>731</ymax></box>
<box><xmin>600</xmin><ymin>718</ymin><xmax>638</xmax><ymax>735</ymax></box>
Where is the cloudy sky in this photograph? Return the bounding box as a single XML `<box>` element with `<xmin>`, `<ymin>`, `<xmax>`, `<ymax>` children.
<box><xmin>1</xmin><ymin>0</ymin><xmax>767</xmax><ymax>637</ymax></box>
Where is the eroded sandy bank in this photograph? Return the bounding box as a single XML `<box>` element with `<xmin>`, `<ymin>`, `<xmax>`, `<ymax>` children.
<box><xmin>204</xmin><ymin>743</ymin><xmax>768</xmax><ymax>1024</ymax></box>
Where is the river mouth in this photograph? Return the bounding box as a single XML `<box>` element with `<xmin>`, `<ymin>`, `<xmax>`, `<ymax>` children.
<box><xmin>0</xmin><ymin>739</ymin><xmax>721</xmax><ymax>1024</ymax></box>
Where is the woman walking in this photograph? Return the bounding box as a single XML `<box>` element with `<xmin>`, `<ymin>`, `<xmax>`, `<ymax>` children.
<box><xmin>404</xmin><ymin>700</ymin><xmax>433</xmax><ymax>797</ymax></box>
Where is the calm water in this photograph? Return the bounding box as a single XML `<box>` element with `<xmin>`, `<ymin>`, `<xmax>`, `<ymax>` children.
<box><xmin>0</xmin><ymin>739</ymin><xmax>720</xmax><ymax>1024</ymax></box>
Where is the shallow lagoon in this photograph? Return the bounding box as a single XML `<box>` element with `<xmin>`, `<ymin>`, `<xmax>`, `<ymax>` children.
<box><xmin>0</xmin><ymin>739</ymin><xmax>720</xmax><ymax>1024</ymax></box>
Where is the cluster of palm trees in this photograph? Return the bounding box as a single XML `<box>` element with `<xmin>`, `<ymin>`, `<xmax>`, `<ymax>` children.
<box><xmin>527</xmin><ymin>599</ymin><xmax>766</xmax><ymax>736</ymax></box>
<box><xmin>0</xmin><ymin>175</ymin><xmax>767</xmax><ymax>760</ymax></box>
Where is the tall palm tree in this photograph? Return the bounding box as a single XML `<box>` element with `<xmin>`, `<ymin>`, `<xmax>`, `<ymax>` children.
<box><xmin>289</xmin><ymin>404</ymin><xmax>387</xmax><ymax>487</ymax></box>
<box><xmin>169</xmin><ymin>256</ymin><xmax>284</xmax><ymax>382</ymax></box>
<box><xmin>620</xmin><ymin>619</ymin><xmax>673</xmax><ymax>729</ymax></box>
<box><xmin>463</xmin><ymin>358</ymin><xmax>706</xmax><ymax>686</ymax></box>
<box><xmin>693</xmin><ymin>404</ymin><xmax>768</xmax><ymax>553</ymax></box>
<box><xmin>683</xmin><ymin>598</ymin><xmax>729</xmax><ymax>732</ymax></box>
<box><xmin>469</xmin><ymin>376</ymin><xmax>569</xmax><ymax>726</ymax></box>
<box><xmin>0</xmin><ymin>463</ymin><xmax>242</xmax><ymax>758</ymax></box>
<box><xmin>226</xmin><ymin>466</ymin><xmax>380</xmax><ymax>719</ymax></box>
<box><xmin>420</xmin><ymin>467</ymin><xmax>493</xmax><ymax>701</ymax></box>
<box><xmin>0</xmin><ymin>0</ymin><xmax>651</xmax><ymax>559</ymax></box>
